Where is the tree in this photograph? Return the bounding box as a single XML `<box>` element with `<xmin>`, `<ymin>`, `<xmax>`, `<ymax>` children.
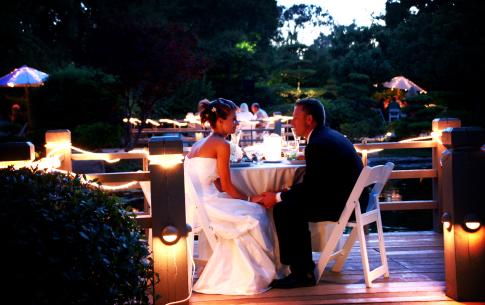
<box><xmin>276</xmin><ymin>4</ymin><xmax>333</xmax><ymax>46</ymax></box>
<box><xmin>163</xmin><ymin>0</ymin><xmax>280</xmax><ymax>101</ymax></box>
<box><xmin>379</xmin><ymin>0</ymin><xmax>485</xmax><ymax>126</ymax></box>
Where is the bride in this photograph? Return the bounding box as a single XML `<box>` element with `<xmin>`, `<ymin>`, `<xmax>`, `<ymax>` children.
<box><xmin>185</xmin><ymin>98</ymin><xmax>276</xmax><ymax>295</ymax></box>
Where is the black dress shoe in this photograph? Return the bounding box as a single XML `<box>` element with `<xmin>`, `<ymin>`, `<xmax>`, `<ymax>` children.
<box><xmin>270</xmin><ymin>272</ymin><xmax>316</xmax><ymax>289</ymax></box>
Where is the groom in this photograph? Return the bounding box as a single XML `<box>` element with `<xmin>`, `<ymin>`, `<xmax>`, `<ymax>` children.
<box><xmin>261</xmin><ymin>98</ymin><xmax>364</xmax><ymax>289</ymax></box>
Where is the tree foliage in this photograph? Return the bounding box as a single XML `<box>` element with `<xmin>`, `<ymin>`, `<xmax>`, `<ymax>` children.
<box><xmin>1</xmin><ymin>0</ymin><xmax>483</xmax><ymax>145</ymax></box>
<box><xmin>370</xmin><ymin>0</ymin><xmax>485</xmax><ymax>126</ymax></box>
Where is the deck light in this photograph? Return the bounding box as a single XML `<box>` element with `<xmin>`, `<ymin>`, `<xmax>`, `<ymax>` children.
<box><xmin>441</xmin><ymin>212</ymin><xmax>452</xmax><ymax>231</ymax></box>
<box><xmin>464</xmin><ymin>214</ymin><xmax>481</xmax><ymax>232</ymax></box>
<box><xmin>161</xmin><ymin>225</ymin><xmax>180</xmax><ymax>245</ymax></box>
<box><xmin>160</xmin><ymin>224</ymin><xmax>191</xmax><ymax>245</ymax></box>
<box><xmin>149</xmin><ymin>154</ymin><xmax>184</xmax><ymax>168</ymax></box>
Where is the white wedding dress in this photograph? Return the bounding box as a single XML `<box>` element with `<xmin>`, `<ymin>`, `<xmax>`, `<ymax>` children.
<box><xmin>184</xmin><ymin>157</ymin><xmax>276</xmax><ymax>295</ymax></box>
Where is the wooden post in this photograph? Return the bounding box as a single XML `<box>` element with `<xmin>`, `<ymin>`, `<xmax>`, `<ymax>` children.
<box><xmin>45</xmin><ymin>129</ymin><xmax>72</xmax><ymax>171</ymax></box>
<box><xmin>431</xmin><ymin>118</ymin><xmax>461</xmax><ymax>232</ymax></box>
<box><xmin>0</xmin><ymin>142</ymin><xmax>35</xmax><ymax>167</ymax></box>
<box><xmin>441</xmin><ymin>127</ymin><xmax>485</xmax><ymax>301</ymax></box>
<box><xmin>149</xmin><ymin>136</ymin><xmax>189</xmax><ymax>305</ymax></box>
<box><xmin>143</xmin><ymin>156</ymin><xmax>150</xmax><ymax>214</ymax></box>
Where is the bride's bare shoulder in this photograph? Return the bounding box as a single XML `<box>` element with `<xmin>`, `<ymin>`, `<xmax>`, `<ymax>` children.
<box><xmin>188</xmin><ymin>136</ymin><xmax>225</xmax><ymax>158</ymax></box>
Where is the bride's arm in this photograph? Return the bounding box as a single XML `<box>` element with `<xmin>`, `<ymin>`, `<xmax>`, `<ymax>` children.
<box><xmin>216</xmin><ymin>141</ymin><xmax>251</xmax><ymax>201</ymax></box>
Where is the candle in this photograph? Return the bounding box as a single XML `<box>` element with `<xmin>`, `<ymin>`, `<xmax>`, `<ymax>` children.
<box><xmin>263</xmin><ymin>133</ymin><xmax>282</xmax><ymax>161</ymax></box>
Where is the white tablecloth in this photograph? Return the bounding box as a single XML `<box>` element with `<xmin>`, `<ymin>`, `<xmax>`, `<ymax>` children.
<box><xmin>230</xmin><ymin>162</ymin><xmax>305</xmax><ymax>195</ymax></box>
<box><xmin>230</xmin><ymin>162</ymin><xmax>341</xmax><ymax>252</ymax></box>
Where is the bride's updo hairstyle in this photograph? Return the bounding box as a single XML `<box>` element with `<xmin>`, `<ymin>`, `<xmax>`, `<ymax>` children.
<box><xmin>200</xmin><ymin>98</ymin><xmax>237</xmax><ymax>128</ymax></box>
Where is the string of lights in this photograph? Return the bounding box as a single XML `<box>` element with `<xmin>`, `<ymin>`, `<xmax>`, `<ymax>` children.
<box><xmin>123</xmin><ymin>114</ymin><xmax>294</xmax><ymax>127</ymax></box>
<box><xmin>3</xmin><ymin>133</ymin><xmax>434</xmax><ymax>190</ymax></box>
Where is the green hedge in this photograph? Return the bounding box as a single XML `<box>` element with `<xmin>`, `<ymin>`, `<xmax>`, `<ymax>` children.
<box><xmin>0</xmin><ymin>167</ymin><xmax>153</xmax><ymax>305</ymax></box>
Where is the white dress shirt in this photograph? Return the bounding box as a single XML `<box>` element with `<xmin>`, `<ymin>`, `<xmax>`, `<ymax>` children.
<box><xmin>275</xmin><ymin>128</ymin><xmax>313</xmax><ymax>202</ymax></box>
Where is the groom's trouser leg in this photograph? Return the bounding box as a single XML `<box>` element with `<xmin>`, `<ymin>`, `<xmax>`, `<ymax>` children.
<box><xmin>273</xmin><ymin>199</ymin><xmax>314</xmax><ymax>274</ymax></box>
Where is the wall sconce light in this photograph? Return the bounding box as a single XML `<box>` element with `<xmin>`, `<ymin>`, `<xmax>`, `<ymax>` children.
<box><xmin>161</xmin><ymin>224</ymin><xmax>192</xmax><ymax>245</ymax></box>
<box><xmin>149</xmin><ymin>154</ymin><xmax>184</xmax><ymax>169</ymax></box>
<box><xmin>441</xmin><ymin>212</ymin><xmax>452</xmax><ymax>231</ymax></box>
<box><xmin>463</xmin><ymin>214</ymin><xmax>481</xmax><ymax>232</ymax></box>
<box><xmin>161</xmin><ymin>225</ymin><xmax>180</xmax><ymax>245</ymax></box>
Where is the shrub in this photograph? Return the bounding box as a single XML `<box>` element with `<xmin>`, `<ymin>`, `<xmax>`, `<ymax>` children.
<box><xmin>0</xmin><ymin>167</ymin><xmax>153</xmax><ymax>305</ymax></box>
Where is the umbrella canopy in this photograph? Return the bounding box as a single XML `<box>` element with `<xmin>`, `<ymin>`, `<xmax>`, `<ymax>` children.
<box><xmin>383</xmin><ymin>76</ymin><xmax>426</xmax><ymax>94</ymax></box>
<box><xmin>0</xmin><ymin>65</ymin><xmax>49</xmax><ymax>132</ymax></box>
<box><xmin>0</xmin><ymin>65</ymin><xmax>48</xmax><ymax>88</ymax></box>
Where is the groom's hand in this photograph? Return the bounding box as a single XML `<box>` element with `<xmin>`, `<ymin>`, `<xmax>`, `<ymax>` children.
<box><xmin>260</xmin><ymin>192</ymin><xmax>277</xmax><ymax>209</ymax></box>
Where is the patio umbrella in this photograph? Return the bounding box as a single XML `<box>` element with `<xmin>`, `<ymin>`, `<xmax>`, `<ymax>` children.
<box><xmin>383</xmin><ymin>76</ymin><xmax>427</xmax><ymax>94</ymax></box>
<box><xmin>0</xmin><ymin>65</ymin><xmax>49</xmax><ymax>129</ymax></box>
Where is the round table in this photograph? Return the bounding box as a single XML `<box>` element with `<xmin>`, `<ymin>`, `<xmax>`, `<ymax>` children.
<box><xmin>230</xmin><ymin>161</ymin><xmax>305</xmax><ymax>195</ymax></box>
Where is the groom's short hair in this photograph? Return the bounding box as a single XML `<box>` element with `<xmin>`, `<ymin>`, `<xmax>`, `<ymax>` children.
<box><xmin>296</xmin><ymin>98</ymin><xmax>325</xmax><ymax>127</ymax></box>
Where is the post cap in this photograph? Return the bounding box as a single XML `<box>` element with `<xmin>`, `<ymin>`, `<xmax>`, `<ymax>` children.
<box><xmin>45</xmin><ymin>129</ymin><xmax>71</xmax><ymax>143</ymax></box>
<box><xmin>441</xmin><ymin>127</ymin><xmax>485</xmax><ymax>149</ymax></box>
<box><xmin>0</xmin><ymin>142</ymin><xmax>35</xmax><ymax>161</ymax></box>
<box><xmin>432</xmin><ymin>118</ymin><xmax>461</xmax><ymax>131</ymax></box>
<box><xmin>149</xmin><ymin>135</ymin><xmax>183</xmax><ymax>155</ymax></box>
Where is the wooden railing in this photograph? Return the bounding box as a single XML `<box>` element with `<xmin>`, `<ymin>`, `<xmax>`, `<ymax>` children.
<box><xmin>53</xmin><ymin>119</ymin><xmax>462</xmax><ymax>218</ymax></box>
<box><xmin>129</xmin><ymin>119</ymin><xmax>288</xmax><ymax>146</ymax></box>
<box><xmin>355</xmin><ymin>140</ymin><xmax>438</xmax><ymax>212</ymax></box>
<box><xmin>49</xmin><ymin>119</ymin><xmax>461</xmax><ymax>235</ymax></box>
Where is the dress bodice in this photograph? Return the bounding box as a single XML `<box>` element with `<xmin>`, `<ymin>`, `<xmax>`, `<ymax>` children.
<box><xmin>184</xmin><ymin>157</ymin><xmax>220</xmax><ymax>199</ymax></box>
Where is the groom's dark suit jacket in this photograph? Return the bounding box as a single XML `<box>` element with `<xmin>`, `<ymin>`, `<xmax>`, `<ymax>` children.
<box><xmin>281</xmin><ymin>125</ymin><xmax>364</xmax><ymax>221</ymax></box>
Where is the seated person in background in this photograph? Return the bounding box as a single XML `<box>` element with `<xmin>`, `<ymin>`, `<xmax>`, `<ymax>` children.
<box><xmin>236</xmin><ymin>102</ymin><xmax>255</xmax><ymax>146</ymax></box>
<box><xmin>251</xmin><ymin>102</ymin><xmax>269</xmax><ymax>140</ymax></box>
<box><xmin>236</xmin><ymin>102</ymin><xmax>254</xmax><ymax>125</ymax></box>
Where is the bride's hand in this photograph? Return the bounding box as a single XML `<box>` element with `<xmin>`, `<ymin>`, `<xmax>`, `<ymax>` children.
<box><xmin>249</xmin><ymin>194</ymin><xmax>264</xmax><ymax>203</ymax></box>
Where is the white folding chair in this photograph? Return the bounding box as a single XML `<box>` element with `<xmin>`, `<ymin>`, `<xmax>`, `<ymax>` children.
<box><xmin>183</xmin><ymin>167</ymin><xmax>218</xmax><ymax>264</ymax></box>
<box><xmin>313</xmin><ymin>162</ymin><xmax>394</xmax><ymax>287</ymax></box>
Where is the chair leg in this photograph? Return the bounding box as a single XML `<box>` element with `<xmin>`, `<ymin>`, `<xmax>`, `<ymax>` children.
<box><xmin>314</xmin><ymin>223</ymin><xmax>347</xmax><ymax>282</ymax></box>
<box><xmin>376</xmin><ymin>211</ymin><xmax>389</xmax><ymax>278</ymax></box>
<box><xmin>357</xmin><ymin>224</ymin><xmax>373</xmax><ymax>288</ymax></box>
<box><xmin>331</xmin><ymin>226</ymin><xmax>358</xmax><ymax>272</ymax></box>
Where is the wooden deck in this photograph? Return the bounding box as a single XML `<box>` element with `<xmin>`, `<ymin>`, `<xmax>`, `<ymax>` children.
<box><xmin>190</xmin><ymin>231</ymin><xmax>483</xmax><ymax>305</ymax></box>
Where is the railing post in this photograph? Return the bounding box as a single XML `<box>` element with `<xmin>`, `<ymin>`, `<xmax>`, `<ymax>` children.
<box><xmin>432</xmin><ymin>118</ymin><xmax>461</xmax><ymax>232</ymax></box>
<box><xmin>45</xmin><ymin>129</ymin><xmax>72</xmax><ymax>171</ymax></box>
<box><xmin>360</xmin><ymin>139</ymin><xmax>368</xmax><ymax>167</ymax></box>
<box><xmin>148</xmin><ymin>136</ymin><xmax>189</xmax><ymax>305</ymax></box>
<box><xmin>0</xmin><ymin>142</ymin><xmax>35</xmax><ymax>168</ymax></box>
<box><xmin>142</xmin><ymin>156</ymin><xmax>150</xmax><ymax>214</ymax></box>
<box><xmin>441</xmin><ymin>126</ymin><xmax>485</xmax><ymax>301</ymax></box>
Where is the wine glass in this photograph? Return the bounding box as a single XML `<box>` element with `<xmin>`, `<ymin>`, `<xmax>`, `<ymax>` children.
<box><xmin>290</xmin><ymin>127</ymin><xmax>300</xmax><ymax>152</ymax></box>
<box><xmin>232</xmin><ymin>129</ymin><xmax>241</xmax><ymax>146</ymax></box>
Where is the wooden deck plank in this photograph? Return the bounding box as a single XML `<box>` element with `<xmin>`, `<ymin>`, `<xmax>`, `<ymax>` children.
<box><xmin>189</xmin><ymin>231</ymin><xmax>482</xmax><ymax>305</ymax></box>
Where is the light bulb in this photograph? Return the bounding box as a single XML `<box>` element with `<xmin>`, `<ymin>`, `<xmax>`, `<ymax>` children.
<box><xmin>161</xmin><ymin>225</ymin><xmax>180</xmax><ymax>245</ymax></box>
<box><xmin>441</xmin><ymin>212</ymin><xmax>452</xmax><ymax>231</ymax></box>
<box><xmin>463</xmin><ymin>214</ymin><xmax>481</xmax><ymax>232</ymax></box>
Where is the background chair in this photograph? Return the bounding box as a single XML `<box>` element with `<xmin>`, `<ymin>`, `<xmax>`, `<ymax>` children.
<box><xmin>313</xmin><ymin>162</ymin><xmax>394</xmax><ymax>287</ymax></box>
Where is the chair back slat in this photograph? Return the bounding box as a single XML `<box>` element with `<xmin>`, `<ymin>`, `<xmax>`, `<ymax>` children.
<box><xmin>366</xmin><ymin>163</ymin><xmax>394</xmax><ymax>211</ymax></box>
